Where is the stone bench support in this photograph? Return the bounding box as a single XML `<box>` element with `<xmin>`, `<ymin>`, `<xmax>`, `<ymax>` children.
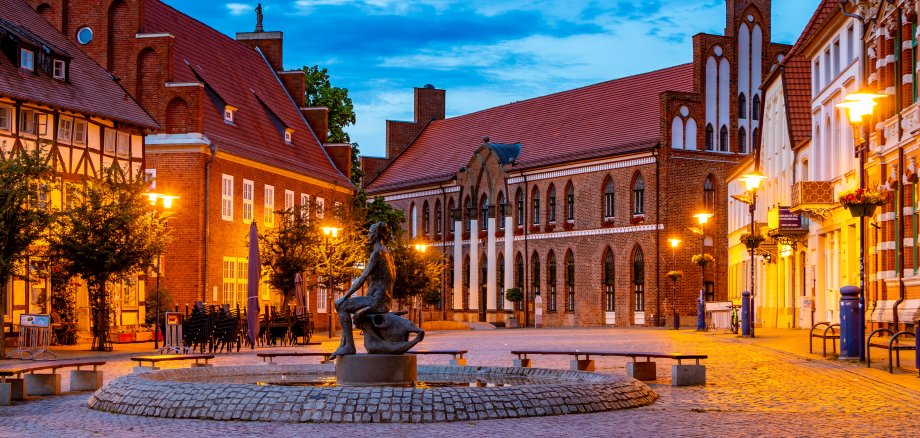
<box><xmin>513</xmin><ymin>358</ymin><xmax>532</xmax><ymax>368</ymax></box>
<box><xmin>626</xmin><ymin>361</ymin><xmax>657</xmax><ymax>381</ymax></box>
<box><xmin>449</xmin><ymin>358</ymin><xmax>467</xmax><ymax>366</ymax></box>
<box><xmin>671</xmin><ymin>364</ymin><xmax>706</xmax><ymax>386</ymax></box>
<box><xmin>4</xmin><ymin>378</ymin><xmax>26</xmax><ymax>401</ymax></box>
<box><xmin>24</xmin><ymin>373</ymin><xmax>61</xmax><ymax>396</ymax></box>
<box><xmin>70</xmin><ymin>370</ymin><xmax>104</xmax><ymax>391</ymax></box>
<box><xmin>570</xmin><ymin>359</ymin><xmax>596</xmax><ymax>372</ymax></box>
<box><xmin>132</xmin><ymin>366</ymin><xmax>160</xmax><ymax>373</ymax></box>
<box><xmin>0</xmin><ymin>382</ymin><xmax>10</xmax><ymax>406</ymax></box>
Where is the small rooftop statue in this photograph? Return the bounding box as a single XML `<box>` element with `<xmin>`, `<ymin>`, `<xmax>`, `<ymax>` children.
<box><xmin>254</xmin><ymin>3</ymin><xmax>264</xmax><ymax>32</ymax></box>
<box><xmin>329</xmin><ymin>222</ymin><xmax>424</xmax><ymax>360</ymax></box>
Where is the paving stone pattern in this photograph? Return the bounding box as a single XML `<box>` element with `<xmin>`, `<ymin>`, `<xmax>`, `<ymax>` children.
<box><xmin>1</xmin><ymin>328</ymin><xmax>919</xmax><ymax>437</ymax></box>
<box><xmin>88</xmin><ymin>364</ymin><xmax>656</xmax><ymax>423</ymax></box>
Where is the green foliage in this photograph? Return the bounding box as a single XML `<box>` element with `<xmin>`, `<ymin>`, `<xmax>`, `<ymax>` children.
<box><xmin>49</xmin><ymin>262</ymin><xmax>78</xmax><ymax>345</ymax></box>
<box><xmin>302</xmin><ymin>65</ymin><xmax>356</xmax><ymax>144</ymax></box>
<box><xmin>505</xmin><ymin>287</ymin><xmax>524</xmax><ymax>303</ymax></box>
<box><xmin>144</xmin><ymin>287</ymin><xmax>173</xmax><ymax>326</ymax></box>
<box><xmin>259</xmin><ymin>205</ymin><xmax>322</xmax><ymax>307</ymax></box>
<box><xmin>0</xmin><ymin>147</ymin><xmax>55</xmax><ymax>353</ymax></box>
<box><xmin>421</xmin><ymin>289</ymin><xmax>441</xmax><ymax>307</ymax></box>
<box><xmin>391</xmin><ymin>241</ymin><xmax>446</xmax><ymax>305</ymax></box>
<box><xmin>361</xmin><ymin>196</ymin><xmax>405</xmax><ymax>233</ymax></box>
<box><xmin>47</xmin><ymin>166</ymin><xmax>171</xmax><ymax>350</ymax></box>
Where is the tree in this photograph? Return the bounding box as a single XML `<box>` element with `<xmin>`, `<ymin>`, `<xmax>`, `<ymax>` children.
<box><xmin>302</xmin><ymin>65</ymin><xmax>363</xmax><ymax>186</ymax></box>
<box><xmin>259</xmin><ymin>206</ymin><xmax>320</xmax><ymax>309</ymax></box>
<box><xmin>391</xmin><ymin>241</ymin><xmax>446</xmax><ymax>310</ymax></box>
<box><xmin>47</xmin><ymin>167</ymin><xmax>170</xmax><ymax>351</ymax></box>
<box><xmin>0</xmin><ymin>147</ymin><xmax>55</xmax><ymax>356</ymax></box>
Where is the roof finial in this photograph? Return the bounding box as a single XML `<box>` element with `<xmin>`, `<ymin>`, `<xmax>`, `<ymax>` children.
<box><xmin>255</xmin><ymin>4</ymin><xmax>264</xmax><ymax>32</ymax></box>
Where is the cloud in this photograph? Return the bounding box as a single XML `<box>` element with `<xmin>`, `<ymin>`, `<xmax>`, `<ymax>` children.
<box><xmin>225</xmin><ymin>3</ymin><xmax>252</xmax><ymax>16</ymax></box>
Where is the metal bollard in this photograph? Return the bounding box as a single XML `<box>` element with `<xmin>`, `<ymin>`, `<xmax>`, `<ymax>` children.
<box><xmin>696</xmin><ymin>293</ymin><xmax>706</xmax><ymax>331</ymax></box>
<box><xmin>838</xmin><ymin>286</ymin><xmax>861</xmax><ymax>360</ymax></box>
<box><xmin>915</xmin><ymin>321</ymin><xmax>919</xmax><ymax>375</ymax></box>
<box><xmin>741</xmin><ymin>291</ymin><xmax>751</xmax><ymax>336</ymax></box>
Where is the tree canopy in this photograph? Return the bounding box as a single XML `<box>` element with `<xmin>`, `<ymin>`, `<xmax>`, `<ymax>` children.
<box><xmin>302</xmin><ymin>65</ymin><xmax>363</xmax><ymax>186</ymax></box>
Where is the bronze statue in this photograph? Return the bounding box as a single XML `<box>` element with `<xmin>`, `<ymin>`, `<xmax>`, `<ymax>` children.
<box><xmin>254</xmin><ymin>4</ymin><xmax>264</xmax><ymax>32</ymax></box>
<box><xmin>329</xmin><ymin>222</ymin><xmax>424</xmax><ymax>359</ymax></box>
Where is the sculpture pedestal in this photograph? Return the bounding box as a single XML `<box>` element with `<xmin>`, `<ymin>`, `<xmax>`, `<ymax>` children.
<box><xmin>335</xmin><ymin>354</ymin><xmax>417</xmax><ymax>387</ymax></box>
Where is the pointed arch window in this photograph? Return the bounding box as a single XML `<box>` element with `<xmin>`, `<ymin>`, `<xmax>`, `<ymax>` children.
<box><xmin>565</xmin><ymin>251</ymin><xmax>575</xmax><ymax>312</ymax></box>
<box><xmin>410</xmin><ymin>203</ymin><xmax>417</xmax><ymax>238</ymax></box>
<box><xmin>752</xmin><ymin>95</ymin><xmax>761</xmax><ymax>120</ymax></box>
<box><xmin>497</xmin><ymin>192</ymin><xmax>506</xmax><ymax>229</ymax></box>
<box><xmin>515</xmin><ymin>253</ymin><xmax>525</xmax><ymax>310</ymax></box>
<box><xmin>705</xmin><ymin>124</ymin><xmax>714</xmax><ymax>151</ymax></box>
<box><xmin>448</xmin><ymin>198</ymin><xmax>456</xmax><ymax>233</ymax></box>
<box><xmin>566</xmin><ymin>182</ymin><xmax>575</xmax><ymax>221</ymax></box>
<box><xmin>547</xmin><ymin>185</ymin><xmax>557</xmax><ymax>223</ymax></box>
<box><xmin>463</xmin><ymin>255</ymin><xmax>471</xmax><ymax>310</ymax></box>
<box><xmin>531</xmin><ymin>252</ymin><xmax>540</xmax><ymax>298</ymax></box>
<box><xmin>435</xmin><ymin>199</ymin><xmax>442</xmax><ymax>235</ymax></box>
<box><xmin>516</xmin><ymin>189</ymin><xmax>525</xmax><ymax>227</ymax></box>
<box><xmin>738</xmin><ymin>127</ymin><xmax>747</xmax><ymax>154</ymax></box>
<box><xmin>464</xmin><ymin>196</ymin><xmax>472</xmax><ymax>232</ymax></box>
<box><xmin>547</xmin><ymin>251</ymin><xmax>557</xmax><ymax>312</ymax></box>
<box><xmin>532</xmin><ymin>188</ymin><xmax>541</xmax><ymax>225</ymax></box>
<box><xmin>497</xmin><ymin>254</ymin><xmax>505</xmax><ymax>310</ymax></box>
<box><xmin>604</xmin><ymin>249</ymin><xmax>615</xmax><ymax>313</ymax></box>
<box><xmin>704</xmin><ymin>176</ymin><xmax>716</xmax><ymax>212</ymax></box>
<box><xmin>604</xmin><ymin>177</ymin><xmax>615</xmax><ymax>218</ymax></box>
<box><xmin>632</xmin><ymin>174</ymin><xmax>645</xmax><ymax>215</ymax></box>
<box><xmin>448</xmin><ymin>256</ymin><xmax>454</xmax><ymax>309</ymax></box>
<box><xmin>480</xmin><ymin>195</ymin><xmax>489</xmax><ymax>230</ymax></box>
<box><xmin>633</xmin><ymin>248</ymin><xmax>645</xmax><ymax>312</ymax></box>
<box><xmin>719</xmin><ymin>125</ymin><xmax>729</xmax><ymax>152</ymax></box>
<box><xmin>422</xmin><ymin>201</ymin><xmax>430</xmax><ymax>237</ymax></box>
<box><xmin>752</xmin><ymin>128</ymin><xmax>759</xmax><ymax>151</ymax></box>
<box><xmin>738</xmin><ymin>93</ymin><xmax>747</xmax><ymax>119</ymax></box>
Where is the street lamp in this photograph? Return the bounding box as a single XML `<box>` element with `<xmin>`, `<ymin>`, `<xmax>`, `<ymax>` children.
<box><xmin>322</xmin><ymin>226</ymin><xmax>341</xmax><ymax>338</ymax></box>
<box><xmin>836</xmin><ymin>91</ymin><xmax>883</xmax><ymax>361</ymax></box>
<box><xmin>413</xmin><ymin>242</ymin><xmax>429</xmax><ymax>325</ymax></box>
<box><xmin>147</xmin><ymin>193</ymin><xmax>178</xmax><ymax>350</ymax></box>
<box><xmin>693</xmin><ymin>212</ymin><xmax>713</xmax><ymax>331</ymax></box>
<box><xmin>738</xmin><ymin>172</ymin><xmax>766</xmax><ymax>338</ymax></box>
<box><xmin>668</xmin><ymin>238</ymin><xmax>681</xmax><ymax>329</ymax></box>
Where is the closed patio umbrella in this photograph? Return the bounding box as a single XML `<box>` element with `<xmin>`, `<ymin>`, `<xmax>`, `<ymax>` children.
<box><xmin>294</xmin><ymin>272</ymin><xmax>305</xmax><ymax>315</ymax></box>
<box><xmin>247</xmin><ymin>222</ymin><xmax>261</xmax><ymax>347</ymax></box>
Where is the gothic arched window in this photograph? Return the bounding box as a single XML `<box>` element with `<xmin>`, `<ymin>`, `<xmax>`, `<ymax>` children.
<box><xmin>632</xmin><ymin>174</ymin><xmax>645</xmax><ymax>215</ymax></box>
<box><xmin>705</xmin><ymin>124</ymin><xmax>714</xmax><ymax>151</ymax></box>
<box><xmin>738</xmin><ymin>93</ymin><xmax>747</xmax><ymax>119</ymax></box>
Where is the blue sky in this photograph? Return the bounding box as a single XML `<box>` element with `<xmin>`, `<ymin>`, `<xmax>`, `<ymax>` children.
<box><xmin>164</xmin><ymin>0</ymin><xmax>820</xmax><ymax>157</ymax></box>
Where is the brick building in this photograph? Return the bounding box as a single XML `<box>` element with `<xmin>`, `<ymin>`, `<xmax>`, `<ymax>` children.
<box><xmin>25</xmin><ymin>0</ymin><xmax>354</xmax><ymax>329</ymax></box>
<box><xmin>1</xmin><ymin>0</ymin><xmax>157</xmax><ymax>332</ymax></box>
<box><xmin>362</xmin><ymin>0</ymin><xmax>791</xmax><ymax>327</ymax></box>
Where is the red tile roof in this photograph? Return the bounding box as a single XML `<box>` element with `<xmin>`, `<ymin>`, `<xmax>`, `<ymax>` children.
<box><xmin>143</xmin><ymin>0</ymin><xmax>350</xmax><ymax>185</ymax></box>
<box><xmin>771</xmin><ymin>0</ymin><xmax>838</xmax><ymax>149</ymax></box>
<box><xmin>367</xmin><ymin>63</ymin><xmax>694</xmax><ymax>193</ymax></box>
<box><xmin>0</xmin><ymin>0</ymin><xmax>156</xmax><ymax>128</ymax></box>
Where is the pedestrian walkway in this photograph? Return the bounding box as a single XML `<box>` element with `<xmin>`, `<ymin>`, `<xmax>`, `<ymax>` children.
<box><xmin>1</xmin><ymin>328</ymin><xmax>917</xmax><ymax>437</ymax></box>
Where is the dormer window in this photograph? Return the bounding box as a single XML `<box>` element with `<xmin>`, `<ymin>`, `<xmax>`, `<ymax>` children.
<box><xmin>20</xmin><ymin>48</ymin><xmax>34</xmax><ymax>71</ymax></box>
<box><xmin>53</xmin><ymin>60</ymin><xmax>66</xmax><ymax>80</ymax></box>
<box><xmin>224</xmin><ymin>105</ymin><xmax>237</xmax><ymax>124</ymax></box>
<box><xmin>284</xmin><ymin>128</ymin><xmax>293</xmax><ymax>144</ymax></box>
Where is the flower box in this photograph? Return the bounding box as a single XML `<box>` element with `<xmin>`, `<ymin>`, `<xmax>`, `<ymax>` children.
<box><xmin>545</xmin><ymin>223</ymin><xmax>556</xmax><ymax>232</ymax></box>
<box><xmin>630</xmin><ymin>215</ymin><xmax>645</xmax><ymax>225</ymax></box>
<box><xmin>478</xmin><ymin>230</ymin><xmax>488</xmax><ymax>239</ymax></box>
<box><xmin>115</xmin><ymin>333</ymin><xmax>135</xmax><ymax>343</ymax></box>
<box><xmin>134</xmin><ymin>331</ymin><xmax>153</xmax><ymax>342</ymax></box>
<box><xmin>446</xmin><ymin>232</ymin><xmax>455</xmax><ymax>241</ymax></box>
<box><xmin>462</xmin><ymin>231</ymin><xmax>470</xmax><ymax>240</ymax></box>
<box><xmin>602</xmin><ymin>218</ymin><xmax>615</xmax><ymax>228</ymax></box>
<box><xmin>514</xmin><ymin>227</ymin><xmax>524</xmax><ymax>236</ymax></box>
<box><xmin>846</xmin><ymin>203</ymin><xmax>879</xmax><ymax>218</ymax></box>
<box><xmin>563</xmin><ymin>222</ymin><xmax>575</xmax><ymax>231</ymax></box>
<box><xmin>495</xmin><ymin>229</ymin><xmax>505</xmax><ymax>238</ymax></box>
<box><xmin>529</xmin><ymin>225</ymin><xmax>541</xmax><ymax>233</ymax></box>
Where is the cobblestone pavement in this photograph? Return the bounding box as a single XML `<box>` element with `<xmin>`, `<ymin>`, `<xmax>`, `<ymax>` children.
<box><xmin>2</xmin><ymin>328</ymin><xmax>919</xmax><ymax>437</ymax></box>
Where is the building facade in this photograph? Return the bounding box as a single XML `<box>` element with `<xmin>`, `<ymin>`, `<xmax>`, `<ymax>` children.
<box><xmin>363</xmin><ymin>0</ymin><xmax>792</xmax><ymax>327</ymax></box>
<box><xmin>25</xmin><ymin>0</ymin><xmax>354</xmax><ymax>333</ymax></box>
<box><xmin>1</xmin><ymin>0</ymin><xmax>157</xmax><ymax>333</ymax></box>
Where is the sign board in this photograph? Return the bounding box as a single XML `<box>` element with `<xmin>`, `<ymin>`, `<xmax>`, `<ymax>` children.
<box><xmin>165</xmin><ymin>312</ymin><xmax>183</xmax><ymax>325</ymax></box>
<box><xmin>801</xmin><ymin>296</ymin><xmax>815</xmax><ymax>310</ymax></box>
<box><xmin>20</xmin><ymin>313</ymin><xmax>51</xmax><ymax>328</ymax></box>
<box><xmin>778</xmin><ymin>207</ymin><xmax>802</xmax><ymax>230</ymax></box>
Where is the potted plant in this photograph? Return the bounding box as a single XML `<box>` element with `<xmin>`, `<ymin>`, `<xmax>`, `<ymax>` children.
<box><xmin>839</xmin><ymin>188</ymin><xmax>890</xmax><ymax>217</ymax></box>
<box><xmin>666</xmin><ymin>270</ymin><xmax>684</xmax><ymax>282</ymax></box>
<box><xmin>740</xmin><ymin>232</ymin><xmax>765</xmax><ymax>249</ymax></box>
<box><xmin>692</xmin><ymin>253</ymin><xmax>714</xmax><ymax>268</ymax></box>
<box><xmin>505</xmin><ymin>287</ymin><xmax>523</xmax><ymax>328</ymax></box>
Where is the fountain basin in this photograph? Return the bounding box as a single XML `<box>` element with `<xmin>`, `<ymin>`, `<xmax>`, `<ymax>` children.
<box><xmin>88</xmin><ymin>364</ymin><xmax>658</xmax><ymax>423</ymax></box>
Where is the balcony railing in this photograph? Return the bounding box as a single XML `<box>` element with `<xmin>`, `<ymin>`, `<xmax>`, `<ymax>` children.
<box><xmin>789</xmin><ymin>181</ymin><xmax>835</xmax><ymax>221</ymax></box>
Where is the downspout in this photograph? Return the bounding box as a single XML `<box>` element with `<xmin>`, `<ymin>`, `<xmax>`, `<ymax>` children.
<box><xmin>894</xmin><ymin>6</ymin><xmax>905</xmax><ymax>329</ymax></box>
<box><xmin>522</xmin><ymin>171</ymin><xmax>530</xmax><ymax>328</ymax></box>
<box><xmin>438</xmin><ymin>182</ymin><xmax>448</xmax><ymax>321</ymax></box>
<box><xmin>654</xmin><ymin>144</ymin><xmax>661</xmax><ymax>326</ymax></box>
<box><xmin>203</xmin><ymin>143</ymin><xmax>217</xmax><ymax>303</ymax></box>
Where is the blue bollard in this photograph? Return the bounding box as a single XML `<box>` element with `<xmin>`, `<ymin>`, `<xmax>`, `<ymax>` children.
<box><xmin>696</xmin><ymin>293</ymin><xmax>706</xmax><ymax>331</ymax></box>
<box><xmin>839</xmin><ymin>286</ymin><xmax>861</xmax><ymax>359</ymax></box>
<box><xmin>915</xmin><ymin>322</ymin><xmax>919</xmax><ymax>374</ymax></box>
<box><xmin>741</xmin><ymin>291</ymin><xmax>751</xmax><ymax>336</ymax></box>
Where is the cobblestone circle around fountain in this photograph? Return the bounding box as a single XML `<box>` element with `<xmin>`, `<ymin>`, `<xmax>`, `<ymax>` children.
<box><xmin>87</xmin><ymin>364</ymin><xmax>659</xmax><ymax>423</ymax></box>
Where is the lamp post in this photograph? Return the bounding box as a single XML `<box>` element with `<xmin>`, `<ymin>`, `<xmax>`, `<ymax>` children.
<box><xmin>413</xmin><ymin>242</ymin><xmax>429</xmax><ymax>326</ymax></box>
<box><xmin>668</xmin><ymin>238</ymin><xmax>681</xmax><ymax>329</ymax></box>
<box><xmin>739</xmin><ymin>173</ymin><xmax>766</xmax><ymax>338</ymax></box>
<box><xmin>693</xmin><ymin>212</ymin><xmax>713</xmax><ymax>331</ymax></box>
<box><xmin>147</xmin><ymin>193</ymin><xmax>178</xmax><ymax>350</ymax></box>
<box><xmin>837</xmin><ymin>92</ymin><xmax>883</xmax><ymax>361</ymax></box>
<box><xmin>322</xmin><ymin>226</ymin><xmax>341</xmax><ymax>339</ymax></box>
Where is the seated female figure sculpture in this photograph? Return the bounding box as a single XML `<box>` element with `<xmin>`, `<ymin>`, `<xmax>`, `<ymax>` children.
<box><xmin>329</xmin><ymin>222</ymin><xmax>424</xmax><ymax>360</ymax></box>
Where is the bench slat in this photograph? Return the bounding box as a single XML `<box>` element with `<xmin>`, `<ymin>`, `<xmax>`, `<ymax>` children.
<box><xmin>0</xmin><ymin>360</ymin><xmax>106</xmax><ymax>375</ymax></box>
<box><xmin>510</xmin><ymin>350</ymin><xmax>707</xmax><ymax>360</ymax></box>
<box><xmin>131</xmin><ymin>354</ymin><xmax>214</xmax><ymax>363</ymax></box>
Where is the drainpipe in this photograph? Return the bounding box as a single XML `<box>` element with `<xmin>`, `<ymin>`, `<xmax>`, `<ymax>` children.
<box><xmin>203</xmin><ymin>143</ymin><xmax>217</xmax><ymax>303</ymax></box>
<box><xmin>894</xmin><ymin>7</ymin><xmax>905</xmax><ymax>329</ymax></box>
<box><xmin>438</xmin><ymin>182</ymin><xmax>448</xmax><ymax>321</ymax></box>
<box><xmin>654</xmin><ymin>144</ymin><xmax>661</xmax><ymax>326</ymax></box>
<box><xmin>521</xmin><ymin>171</ymin><xmax>530</xmax><ymax>328</ymax></box>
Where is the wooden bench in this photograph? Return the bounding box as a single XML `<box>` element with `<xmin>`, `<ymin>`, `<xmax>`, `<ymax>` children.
<box><xmin>409</xmin><ymin>349</ymin><xmax>469</xmax><ymax>366</ymax></box>
<box><xmin>867</xmin><ymin>328</ymin><xmax>917</xmax><ymax>373</ymax></box>
<box><xmin>809</xmin><ymin>322</ymin><xmax>840</xmax><ymax>357</ymax></box>
<box><xmin>256</xmin><ymin>351</ymin><xmax>332</xmax><ymax>365</ymax></box>
<box><xmin>130</xmin><ymin>354</ymin><xmax>214</xmax><ymax>372</ymax></box>
<box><xmin>510</xmin><ymin>350</ymin><xmax>708</xmax><ymax>386</ymax></box>
<box><xmin>0</xmin><ymin>359</ymin><xmax>106</xmax><ymax>404</ymax></box>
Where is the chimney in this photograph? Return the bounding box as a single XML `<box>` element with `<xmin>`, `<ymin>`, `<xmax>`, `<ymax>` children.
<box><xmin>301</xmin><ymin>107</ymin><xmax>329</xmax><ymax>143</ymax></box>
<box><xmin>414</xmin><ymin>84</ymin><xmax>445</xmax><ymax>123</ymax></box>
<box><xmin>324</xmin><ymin>143</ymin><xmax>352</xmax><ymax>180</ymax></box>
<box><xmin>278</xmin><ymin>70</ymin><xmax>306</xmax><ymax>107</ymax></box>
<box><xmin>235</xmin><ymin>4</ymin><xmax>284</xmax><ymax>71</ymax></box>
